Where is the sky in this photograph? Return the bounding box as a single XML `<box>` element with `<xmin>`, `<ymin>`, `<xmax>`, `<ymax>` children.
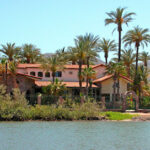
<box><xmin>0</xmin><ymin>0</ymin><xmax>150</xmax><ymax>61</ymax></box>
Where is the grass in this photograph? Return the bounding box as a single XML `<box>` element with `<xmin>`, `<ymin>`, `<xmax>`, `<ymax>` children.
<box><xmin>102</xmin><ymin>111</ymin><xmax>137</xmax><ymax>120</ymax></box>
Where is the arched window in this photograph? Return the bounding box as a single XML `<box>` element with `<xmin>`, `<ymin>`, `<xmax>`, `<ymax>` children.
<box><xmin>55</xmin><ymin>71</ymin><xmax>62</xmax><ymax>77</ymax></box>
<box><xmin>45</xmin><ymin>72</ymin><xmax>50</xmax><ymax>77</ymax></box>
<box><xmin>38</xmin><ymin>72</ymin><xmax>43</xmax><ymax>77</ymax></box>
<box><xmin>30</xmin><ymin>71</ymin><xmax>35</xmax><ymax>76</ymax></box>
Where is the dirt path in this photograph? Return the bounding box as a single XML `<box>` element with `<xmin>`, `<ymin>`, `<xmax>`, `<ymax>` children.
<box><xmin>129</xmin><ymin>112</ymin><xmax>150</xmax><ymax>121</ymax></box>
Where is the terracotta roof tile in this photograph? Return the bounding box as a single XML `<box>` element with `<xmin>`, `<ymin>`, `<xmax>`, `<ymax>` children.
<box><xmin>35</xmin><ymin>81</ymin><xmax>98</xmax><ymax>88</ymax></box>
<box><xmin>93</xmin><ymin>74</ymin><xmax>132</xmax><ymax>83</ymax></box>
<box><xmin>17</xmin><ymin>64</ymin><xmax>105</xmax><ymax>69</ymax></box>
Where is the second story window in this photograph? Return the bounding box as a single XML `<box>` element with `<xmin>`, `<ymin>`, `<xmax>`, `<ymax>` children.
<box><xmin>55</xmin><ymin>71</ymin><xmax>62</xmax><ymax>77</ymax></box>
<box><xmin>30</xmin><ymin>71</ymin><xmax>35</xmax><ymax>76</ymax></box>
<box><xmin>45</xmin><ymin>72</ymin><xmax>50</xmax><ymax>77</ymax></box>
<box><xmin>38</xmin><ymin>72</ymin><xmax>43</xmax><ymax>77</ymax></box>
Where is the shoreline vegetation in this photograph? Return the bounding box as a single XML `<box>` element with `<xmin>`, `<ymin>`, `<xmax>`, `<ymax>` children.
<box><xmin>0</xmin><ymin>85</ymin><xmax>142</xmax><ymax>122</ymax></box>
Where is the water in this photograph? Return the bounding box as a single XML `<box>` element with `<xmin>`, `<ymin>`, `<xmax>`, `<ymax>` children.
<box><xmin>0</xmin><ymin>121</ymin><xmax>150</xmax><ymax>150</ymax></box>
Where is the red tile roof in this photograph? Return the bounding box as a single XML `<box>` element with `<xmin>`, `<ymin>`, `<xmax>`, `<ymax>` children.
<box><xmin>17</xmin><ymin>64</ymin><xmax>105</xmax><ymax>69</ymax></box>
<box><xmin>17</xmin><ymin>73</ymin><xmax>42</xmax><ymax>80</ymax></box>
<box><xmin>93</xmin><ymin>74</ymin><xmax>132</xmax><ymax>83</ymax></box>
<box><xmin>35</xmin><ymin>81</ymin><xmax>98</xmax><ymax>88</ymax></box>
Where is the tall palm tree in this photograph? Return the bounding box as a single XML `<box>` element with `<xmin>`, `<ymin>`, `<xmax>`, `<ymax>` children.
<box><xmin>41</xmin><ymin>55</ymin><xmax>65</xmax><ymax>83</ymax></box>
<box><xmin>139</xmin><ymin>51</ymin><xmax>150</xmax><ymax>67</ymax></box>
<box><xmin>22</xmin><ymin>44</ymin><xmax>41</xmax><ymax>63</ymax></box>
<box><xmin>81</xmin><ymin>67</ymin><xmax>96</xmax><ymax>97</ymax></box>
<box><xmin>106</xmin><ymin>62</ymin><xmax>126</xmax><ymax>103</ymax></box>
<box><xmin>0</xmin><ymin>43</ymin><xmax>21</xmax><ymax>61</ymax></box>
<box><xmin>74</xmin><ymin>36</ymin><xmax>87</xmax><ymax>92</ymax></box>
<box><xmin>105</xmin><ymin>7</ymin><xmax>135</xmax><ymax>62</ymax></box>
<box><xmin>123</xmin><ymin>26</ymin><xmax>150</xmax><ymax>74</ymax></box>
<box><xmin>98</xmin><ymin>38</ymin><xmax>117</xmax><ymax>64</ymax></box>
<box><xmin>80</xmin><ymin>33</ymin><xmax>99</xmax><ymax>67</ymax></box>
<box><xmin>121</xmin><ymin>49</ymin><xmax>136</xmax><ymax>77</ymax></box>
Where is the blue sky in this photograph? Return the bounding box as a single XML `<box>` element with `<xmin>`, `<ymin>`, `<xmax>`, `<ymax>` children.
<box><xmin>0</xmin><ymin>0</ymin><xmax>150</xmax><ymax>61</ymax></box>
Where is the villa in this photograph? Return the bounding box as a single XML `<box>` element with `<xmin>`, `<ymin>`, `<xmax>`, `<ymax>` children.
<box><xmin>0</xmin><ymin>63</ymin><xmax>131</xmax><ymax>102</ymax></box>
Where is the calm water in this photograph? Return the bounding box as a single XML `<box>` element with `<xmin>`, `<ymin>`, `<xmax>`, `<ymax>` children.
<box><xmin>0</xmin><ymin>121</ymin><xmax>150</xmax><ymax>150</ymax></box>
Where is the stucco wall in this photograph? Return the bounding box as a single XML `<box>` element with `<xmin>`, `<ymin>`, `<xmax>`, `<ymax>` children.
<box><xmin>101</xmin><ymin>78</ymin><xmax>129</xmax><ymax>94</ymax></box>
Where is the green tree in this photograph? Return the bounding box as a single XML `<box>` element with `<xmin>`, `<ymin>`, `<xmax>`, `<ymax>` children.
<box><xmin>106</xmin><ymin>62</ymin><xmax>126</xmax><ymax>102</ymax></box>
<box><xmin>105</xmin><ymin>7</ymin><xmax>135</xmax><ymax>62</ymax></box>
<box><xmin>139</xmin><ymin>51</ymin><xmax>150</xmax><ymax>67</ymax></box>
<box><xmin>123</xmin><ymin>26</ymin><xmax>150</xmax><ymax>74</ymax></box>
<box><xmin>121</xmin><ymin>49</ymin><xmax>136</xmax><ymax>77</ymax></box>
<box><xmin>98</xmin><ymin>38</ymin><xmax>117</xmax><ymax>64</ymax></box>
<box><xmin>81</xmin><ymin>67</ymin><xmax>96</xmax><ymax>97</ymax></box>
<box><xmin>0</xmin><ymin>43</ymin><xmax>21</xmax><ymax>61</ymax></box>
<box><xmin>41</xmin><ymin>55</ymin><xmax>65</xmax><ymax>83</ymax></box>
<box><xmin>22</xmin><ymin>44</ymin><xmax>41</xmax><ymax>63</ymax></box>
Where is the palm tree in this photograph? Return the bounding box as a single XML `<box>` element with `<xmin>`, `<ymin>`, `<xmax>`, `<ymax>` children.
<box><xmin>105</xmin><ymin>7</ymin><xmax>135</xmax><ymax>62</ymax></box>
<box><xmin>121</xmin><ymin>49</ymin><xmax>136</xmax><ymax>77</ymax></box>
<box><xmin>106</xmin><ymin>62</ymin><xmax>126</xmax><ymax>103</ymax></box>
<box><xmin>80</xmin><ymin>33</ymin><xmax>99</xmax><ymax>67</ymax></box>
<box><xmin>0</xmin><ymin>43</ymin><xmax>21</xmax><ymax>61</ymax></box>
<box><xmin>22</xmin><ymin>44</ymin><xmax>41</xmax><ymax>63</ymax></box>
<box><xmin>139</xmin><ymin>51</ymin><xmax>150</xmax><ymax>67</ymax></box>
<box><xmin>41</xmin><ymin>55</ymin><xmax>65</xmax><ymax>83</ymax></box>
<box><xmin>67</xmin><ymin>47</ymin><xmax>78</xmax><ymax>64</ymax></box>
<box><xmin>82</xmin><ymin>67</ymin><xmax>96</xmax><ymax>97</ymax></box>
<box><xmin>123</xmin><ymin>26</ymin><xmax>150</xmax><ymax>74</ymax></box>
<box><xmin>73</xmin><ymin>36</ymin><xmax>87</xmax><ymax>93</ymax></box>
<box><xmin>98</xmin><ymin>38</ymin><xmax>117</xmax><ymax>64</ymax></box>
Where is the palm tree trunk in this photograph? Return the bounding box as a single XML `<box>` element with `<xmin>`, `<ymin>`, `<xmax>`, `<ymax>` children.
<box><xmin>86</xmin><ymin>57</ymin><xmax>90</xmax><ymax>98</ymax></box>
<box><xmin>52</xmin><ymin>72</ymin><xmax>55</xmax><ymax>83</ymax></box>
<box><xmin>113</xmin><ymin>78</ymin><xmax>117</xmax><ymax>108</ymax></box>
<box><xmin>118</xmin><ymin>25</ymin><xmax>122</xmax><ymax>62</ymax></box>
<box><xmin>79</xmin><ymin>59</ymin><xmax>82</xmax><ymax>93</ymax></box>
<box><xmin>135</xmin><ymin>45</ymin><xmax>139</xmax><ymax>74</ymax></box>
<box><xmin>105</xmin><ymin>57</ymin><xmax>108</xmax><ymax>65</ymax></box>
<box><xmin>13</xmin><ymin>74</ymin><xmax>18</xmax><ymax>88</ymax></box>
<box><xmin>5</xmin><ymin>62</ymin><xmax>8</xmax><ymax>86</ymax></box>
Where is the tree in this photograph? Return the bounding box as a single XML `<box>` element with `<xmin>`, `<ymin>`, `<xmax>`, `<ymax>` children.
<box><xmin>0</xmin><ymin>43</ymin><xmax>21</xmax><ymax>61</ymax></box>
<box><xmin>121</xmin><ymin>49</ymin><xmax>136</xmax><ymax>77</ymax></box>
<box><xmin>98</xmin><ymin>38</ymin><xmax>117</xmax><ymax>64</ymax></box>
<box><xmin>41</xmin><ymin>55</ymin><xmax>65</xmax><ymax>83</ymax></box>
<box><xmin>81</xmin><ymin>67</ymin><xmax>96</xmax><ymax>97</ymax></box>
<box><xmin>22</xmin><ymin>44</ymin><xmax>41</xmax><ymax>63</ymax></box>
<box><xmin>105</xmin><ymin>7</ymin><xmax>135</xmax><ymax>62</ymax></box>
<box><xmin>106</xmin><ymin>62</ymin><xmax>126</xmax><ymax>102</ymax></box>
<box><xmin>139</xmin><ymin>51</ymin><xmax>150</xmax><ymax>67</ymax></box>
<box><xmin>123</xmin><ymin>26</ymin><xmax>150</xmax><ymax>74</ymax></box>
<box><xmin>42</xmin><ymin>78</ymin><xmax>66</xmax><ymax>97</ymax></box>
<box><xmin>67</xmin><ymin>47</ymin><xmax>78</xmax><ymax>64</ymax></box>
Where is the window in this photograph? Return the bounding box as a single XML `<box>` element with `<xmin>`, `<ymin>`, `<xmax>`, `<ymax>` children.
<box><xmin>45</xmin><ymin>72</ymin><xmax>50</xmax><ymax>77</ymax></box>
<box><xmin>55</xmin><ymin>71</ymin><xmax>62</xmax><ymax>77</ymax></box>
<box><xmin>30</xmin><ymin>71</ymin><xmax>35</xmax><ymax>76</ymax></box>
<box><xmin>102</xmin><ymin>94</ymin><xmax>110</xmax><ymax>102</ymax></box>
<box><xmin>38</xmin><ymin>72</ymin><xmax>43</xmax><ymax>77</ymax></box>
<box><xmin>69</xmin><ymin>71</ymin><xmax>73</xmax><ymax>75</ymax></box>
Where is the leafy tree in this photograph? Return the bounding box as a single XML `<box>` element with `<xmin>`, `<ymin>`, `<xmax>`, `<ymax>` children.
<box><xmin>21</xmin><ymin>44</ymin><xmax>41</xmax><ymax>63</ymax></box>
<box><xmin>106</xmin><ymin>62</ymin><xmax>126</xmax><ymax>102</ymax></box>
<box><xmin>42</xmin><ymin>78</ymin><xmax>66</xmax><ymax>103</ymax></box>
<box><xmin>121</xmin><ymin>49</ymin><xmax>136</xmax><ymax>77</ymax></box>
<box><xmin>105</xmin><ymin>7</ymin><xmax>135</xmax><ymax>62</ymax></box>
<box><xmin>139</xmin><ymin>51</ymin><xmax>150</xmax><ymax>67</ymax></box>
<box><xmin>98</xmin><ymin>38</ymin><xmax>117</xmax><ymax>64</ymax></box>
<box><xmin>81</xmin><ymin>67</ymin><xmax>96</xmax><ymax>97</ymax></box>
<box><xmin>0</xmin><ymin>43</ymin><xmax>21</xmax><ymax>61</ymax></box>
<box><xmin>123</xmin><ymin>26</ymin><xmax>150</xmax><ymax>74</ymax></box>
<box><xmin>41</xmin><ymin>55</ymin><xmax>65</xmax><ymax>83</ymax></box>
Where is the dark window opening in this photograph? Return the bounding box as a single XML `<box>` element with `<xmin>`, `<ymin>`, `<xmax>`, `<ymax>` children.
<box><xmin>38</xmin><ymin>72</ymin><xmax>43</xmax><ymax>77</ymax></box>
<box><xmin>45</xmin><ymin>72</ymin><xmax>50</xmax><ymax>77</ymax></box>
<box><xmin>55</xmin><ymin>71</ymin><xmax>62</xmax><ymax>77</ymax></box>
<box><xmin>102</xmin><ymin>94</ymin><xmax>110</xmax><ymax>102</ymax></box>
<box><xmin>30</xmin><ymin>71</ymin><xmax>35</xmax><ymax>76</ymax></box>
